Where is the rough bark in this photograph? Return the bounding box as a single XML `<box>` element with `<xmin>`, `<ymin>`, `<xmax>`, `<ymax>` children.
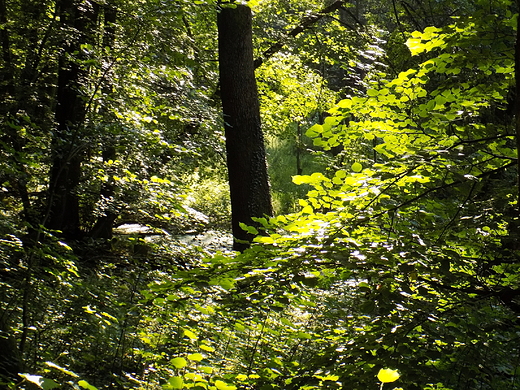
<box><xmin>508</xmin><ymin>0</ymin><xmax>520</xmax><ymax>248</ymax></box>
<box><xmin>514</xmin><ymin>0</ymin><xmax>520</xmax><ymax>207</ymax></box>
<box><xmin>218</xmin><ymin>3</ymin><xmax>272</xmax><ymax>251</ymax></box>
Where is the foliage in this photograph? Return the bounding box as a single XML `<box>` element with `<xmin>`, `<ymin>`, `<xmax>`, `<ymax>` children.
<box><xmin>183</xmin><ymin>171</ymin><xmax>232</xmax><ymax>230</ymax></box>
<box><xmin>243</xmin><ymin>3</ymin><xmax>520</xmax><ymax>389</ymax></box>
<box><xmin>3</xmin><ymin>1</ymin><xmax>520</xmax><ymax>390</ymax></box>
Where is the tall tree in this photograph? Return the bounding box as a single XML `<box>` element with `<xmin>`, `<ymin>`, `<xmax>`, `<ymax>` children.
<box><xmin>89</xmin><ymin>5</ymin><xmax>118</xmax><ymax>240</ymax></box>
<box><xmin>217</xmin><ymin>1</ymin><xmax>272</xmax><ymax>251</ymax></box>
<box><xmin>46</xmin><ymin>0</ymin><xmax>98</xmax><ymax>237</ymax></box>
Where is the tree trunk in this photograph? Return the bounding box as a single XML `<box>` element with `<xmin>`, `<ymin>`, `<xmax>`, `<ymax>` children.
<box><xmin>296</xmin><ymin>123</ymin><xmax>303</xmax><ymax>176</ymax></box>
<box><xmin>508</xmin><ymin>0</ymin><xmax>520</xmax><ymax>247</ymax></box>
<box><xmin>90</xmin><ymin>6</ymin><xmax>118</xmax><ymax>240</ymax></box>
<box><xmin>217</xmin><ymin>2</ymin><xmax>272</xmax><ymax>251</ymax></box>
<box><xmin>46</xmin><ymin>0</ymin><xmax>97</xmax><ymax>238</ymax></box>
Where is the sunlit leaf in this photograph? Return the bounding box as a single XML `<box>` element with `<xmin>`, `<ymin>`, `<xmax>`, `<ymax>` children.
<box><xmin>352</xmin><ymin>162</ymin><xmax>363</xmax><ymax>172</ymax></box>
<box><xmin>183</xmin><ymin>329</ymin><xmax>198</xmax><ymax>340</ymax></box>
<box><xmin>19</xmin><ymin>374</ymin><xmax>60</xmax><ymax>390</ymax></box>
<box><xmin>45</xmin><ymin>361</ymin><xmax>78</xmax><ymax>377</ymax></box>
<box><xmin>188</xmin><ymin>353</ymin><xmax>204</xmax><ymax>361</ymax></box>
<box><xmin>377</xmin><ymin>368</ymin><xmax>400</xmax><ymax>383</ymax></box>
<box><xmin>214</xmin><ymin>379</ymin><xmax>237</xmax><ymax>390</ymax></box>
<box><xmin>200</xmin><ymin>344</ymin><xmax>215</xmax><ymax>352</ymax></box>
<box><xmin>78</xmin><ymin>380</ymin><xmax>98</xmax><ymax>390</ymax></box>
<box><xmin>164</xmin><ymin>376</ymin><xmax>184</xmax><ymax>389</ymax></box>
<box><xmin>171</xmin><ymin>357</ymin><xmax>187</xmax><ymax>369</ymax></box>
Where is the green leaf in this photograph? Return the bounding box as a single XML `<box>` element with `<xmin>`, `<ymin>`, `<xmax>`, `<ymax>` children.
<box><xmin>171</xmin><ymin>357</ymin><xmax>187</xmax><ymax>369</ymax></box>
<box><xmin>164</xmin><ymin>376</ymin><xmax>184</xmax><ymax>389</ymax></box>
<box><xmin>200</xmin><ymin>344</ymin><xmax>215</xmax><ymax>352</ymax></box>
<box><xmin>214</xmin><ymin>379</ymin><xmax>237</xmax><ymax>390</ymax></box>
<box><xmin>210</xmin><ymin>277</ymin><xmax>235</xmax><ymax>290</ymax></box>
<box><xmin>254</xmin><ymin>236</ymin><xmax>275</xmax><ymax>244</ymax></box>
<box><xmin>337</xmin><ymin>99</ymin><xmax>352</xmax><ymax>109</ymax></box>
<box><xmin>423</xmin><ymin>26</ymin><xmax>442</xmax><ymax>36</ymax></box>
<box><xmin>239</xmin><ymin>222</ymin><xmax>259</xmax><ymax>235</ymax></box>
<box><xmin>306</xmin><ymin>124</ymin><xmax>323</xmax><ymax>137</ymax></box>
<box><xmin>315</xmin><ymin>374</ymin><xmax>340</xmax><ymax>381</ymax></box>
<box><xmin>188</xmin><ymin>353</ymin><xmax>204</xmax><ymax>361</ymax></box>
<box><xmin>406</xmin><ymin>38</ymin><xmax>424</xmax><ymax>55</ymax></box>
<box><xmin>19</xmin><ymin>374</ymin><xmax>60</xmax><ymax>390</ymax></box>
<box><xmin>377</xmin><ymin>368</ymin><xmax>400</xmax><ymax>383</ymax></box>
<box><xmin>183</xmin><ymin>329</ymin><xmax>198</xmax><ymax>340</ymax></box>
<box><xmin>351</xmin><ymin>162</ymin><xmax>363</xmax><ymax>172</ymax></box>
<box><xmin>364</xmin><ymin>132</ymin><xmax>375</xmax><ymax>140</ymax></box>
<box><xmin>45</xmin><ymin>361</ymin><xmax>78</xmax><ymax>377</ymax></box>
<box><xmin>292</xmin><ymin>175</ymin><xmax>309</xmax><ymax>185</ymax></box>
<box><xmin>78</xmin><ymin>380</ymin><xmax>98</xmax><ymax>390</ymax></box>
<box><xmin>296</xmin><ymin>331</ymin><xmax>312</xmax><ymax>339</ymax></box>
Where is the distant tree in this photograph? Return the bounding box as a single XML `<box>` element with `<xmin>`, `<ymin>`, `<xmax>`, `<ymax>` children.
<box><xmin>88</xmin><ymin>5</ymin><xmax>118</xmax><ymax>240</ymax></box>
<box><xmin>46</xmin><ymin>0</ymin><xmax>98</xmax><ymax>237</ymax></box>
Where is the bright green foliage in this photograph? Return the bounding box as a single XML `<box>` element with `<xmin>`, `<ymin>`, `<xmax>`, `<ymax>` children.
<box><xmin>257</xmin><ymin>54</ymin><xmax>337</xmax><ymax>136</ymax></box>
<box><xmin>171</xmin><ymin>357</ymin><xmax>188</xmax><ymax>369</ymax></box>
<box><xmin>78</xmin><ymin>381</ymin><xmax>98</xmax><ymax>390</ymax></box>
<box><xmin>377</xmin><ymin>368</ymin><xmax>400</xmax><ymax>383</ymax></box>
<box><xmin>245</xmin><ymin>4</ymin><xmax>520</xmax><ymax>389</ymax></box>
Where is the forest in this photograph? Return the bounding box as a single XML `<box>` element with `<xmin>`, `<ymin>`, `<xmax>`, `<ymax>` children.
<box><xmin>1</xmin><ymin>0</ymin><xmax>520</xmax><ymax>389</ymax></box>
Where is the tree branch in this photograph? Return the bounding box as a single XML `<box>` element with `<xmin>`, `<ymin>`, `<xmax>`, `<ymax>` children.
<box><xmin>371</xmin><ymin>161</ymin><xmax>516</xmax><ymax>219</ymax></box>
<box><xmin>435</xmin><ymin>180</ymin><xmax>478</xmax><ymax>243</ymax></box>
<box><xmin>419</xmin><ymin>277</ymin><xmax>520</xmax><ymax>314</ymax></box>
